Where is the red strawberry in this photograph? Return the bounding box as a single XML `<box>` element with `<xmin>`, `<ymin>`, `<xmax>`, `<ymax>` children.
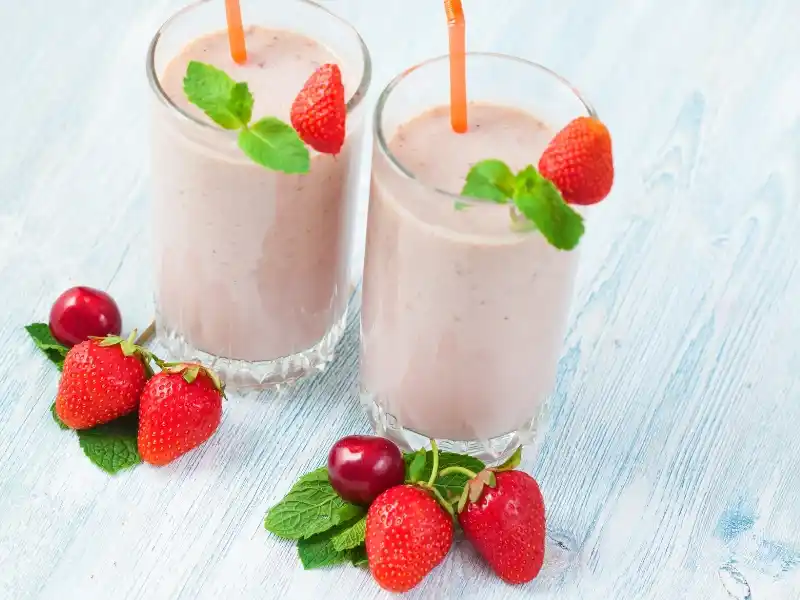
<box><xmin>290</xmin><ymin>63</ymin><xmax>346</xmax><ymax>155</ymax></box>
<box><xmin>458</xmin><ymin>469</ymin><xmax>546</xmax><ymax>584</ymax></box>
<box><xmin>137</xmin><ymin>363</ymin><xmax>223</xmax><ymax>466</ymax></box>
<box><xmin>366</xmin><ymin>485</ymin><xmax>454</xmax><ymax>593</ymax></box>
<box><xmin>538</xmin><ymin>116</ymin><xmax>614</xmax><ymax>205</ymax></box>
<box><xmin>55</xmin><ymin>334</ymin><xmax>150</xmax><ymax>429</ymax></box>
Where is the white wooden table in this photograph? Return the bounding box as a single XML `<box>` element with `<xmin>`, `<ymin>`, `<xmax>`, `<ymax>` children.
<box><xmin>2</xmin><ymin>1</ymin><xmax>799</xmax><ymax>598</ymax></box>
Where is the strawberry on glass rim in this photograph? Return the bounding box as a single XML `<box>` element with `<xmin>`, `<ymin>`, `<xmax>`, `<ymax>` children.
<box><xmin>461</xmin><ymin>115</ymin><xmax>614</xmax><ymax>250</ymax></box>
<box><xmin>291</xmin><ymin>63</ymin><xmax>347</xmax><ymax>155</ymax></box>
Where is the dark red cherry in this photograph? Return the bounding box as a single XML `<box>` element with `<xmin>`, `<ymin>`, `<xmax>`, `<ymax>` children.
<box><xmin>49</xmin><ymin>286</ymin><xmax>122</xmax><ymax>347</ymax></box>
<box><xmin>327</xmin><ymin>435</ymin><xmax>405</xmax><ymax>505</ymax></box>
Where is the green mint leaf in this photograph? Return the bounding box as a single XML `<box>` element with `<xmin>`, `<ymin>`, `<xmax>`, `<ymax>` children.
<box><xmin>461</xmin><ymin>159</ymin><xmax>515</xmax><ymax>204</ymax></box>
<box><xmin>264</xmin><ymin>467</ymin><xmax>365</xmax><ymax>540</ymax></box>
<box><xmin>404</xmin><ymin>452</ymin><xmax>486</xmax><ymax>500</ymax></box>
<box><xmin>238</xmin><ymin>118</ymin><xmax>310</xmax><ymax>174</ymax></box>
<box><xmin>513</xmin><ymin>165</ymin><xmax>585</xmax><ymax>250</ymax></box>
<box><xmin>25</xmin><ymin>323</ymin><xmax>68</xmax><ymax>370</ymax></box>
<box><xmin>349</xmin><ymin>545</ymin><xmax>369</xmax><ymax>567</ymax></box>
<box><xmin>183</xmin><ymin>61</ymin><xmax>253</xmax><ymax>130</ymax></box>
<box><xmin>76</xmin><ymin>412</ymin><xmax>141</xmax><ymax>474</ymax></box>
<box><xmin>408</xmin><ymin>448</ymin><xmax>427</xmax><ymax>483</ymax></box>
<box><xmin>331</xmin><ymin>516</ymin><xmax>366</xmax><ymax>552</ymax></box>
<box><xmin>50</xmin><ymin>402</ymin><xmax>69</xmax><ymax>430</ymax></box>
<box><xmin>297</xmin><ymin>524</ymin><xmax>353</xmax><ymax>570</ymax></box>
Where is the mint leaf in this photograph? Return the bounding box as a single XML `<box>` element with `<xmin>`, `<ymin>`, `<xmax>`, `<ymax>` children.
<box><xmin>350</xmin><ymin>545</ymin><xmax>369</xmax><ymax>567</ymax></box>
<box><xmin>404</xmin><ymin>452</ymin><xmax>485</xmax><ymax>500</ymax></box>
<box><xmin>264</xmin><ymin>467</ymin><xmax>365</xmax><ymax>540</ymax></box>
<box><xmin>238</xmin><ymin>118</ymin><xmax>310</xmax><ymax>174</ymax></box>
<box><xmin>25</xmin><ymin>323</ymin><xmax>68</xmax><ymax>370</ymax></box>
<box><xmin>331</xmin><ymin>516</ymin><xmax>366</xmax><ymax>552</ymax></box>
<box><xmin>183</xmin><ymin>61</ymin><xmax>253</xmax><ymax>130</ymax></box>
<box><xmin>297</xmin><ymin>524</ymin><xmax>353</xmax><ymax>570</ymax></box>
<box><xmin>461</xmin><ymin>159</ymin><xmax>515</xmax><ymax>203</ymax></box>
<box><xmin>76</xmin><ymin>412</ymin><xmax>141</xmax><ymax>474</ymax></box>
<box><xmin>513</xmin><ymin>165</ymin><xmax>584</xmax><ymax>250</ymax></box>
<box><xmin>408</xmin><ymin>448</ymin><xmax>427</xmax><ymax>483</ymax></box>
<box><xmin>50</xmin><ymin>402</ymin><xmax>68</xmax><ymax>430</ymax></box>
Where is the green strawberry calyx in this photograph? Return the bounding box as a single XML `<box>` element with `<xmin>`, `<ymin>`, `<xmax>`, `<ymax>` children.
<box><xmin>158</xmin><ymin>361</ymin><xmax>225</xmax><ymax>396</ymax></box>
<box><xmin>407</xmin><ymin>440</ymin><xmax>455</xmax><ymax>517</ymax></box>
<box><xmin>93</xmin><ymin>330</ymin><xmax>158</xmax><ymax>377</ymax></box>
<box><xmin>439</xmin><ymin>447</ymin><xmax>523</xmax><ymax>513</ymax></box>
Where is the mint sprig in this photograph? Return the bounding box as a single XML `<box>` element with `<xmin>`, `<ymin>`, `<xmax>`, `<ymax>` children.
<box><xmin>461</xmin><ymin>160</ymin><xmax>585</xmax><ymax>250</ymax></box>
<box><xmin>264</xmin><ymin>468</ymin><xmax>365</xmax><ymax>540</ymax></box>
<box><xmin>183</xmin><ymin>61</ymin><xmax>310</xmax><ymax>174</ymax></box>
<box><xmin>264</xmin><ymin>466</ymin><xmax>368</xmax><ymax>570</ymax></box>
<box><xmin>25</xmin><ymin>323</ymin><xmax>68</xmax><ymax>370</ymax></box>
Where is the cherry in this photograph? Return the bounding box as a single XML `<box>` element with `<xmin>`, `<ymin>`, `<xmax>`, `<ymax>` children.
<box><xmin>327</xmin><ymin>435</ymin><xmax>405</xmax><ymax>505</ymax></box>
<box><xmin>49</xmin><ymin>286</ymin><xmax>122</xmax><ymax>347</ymax></box>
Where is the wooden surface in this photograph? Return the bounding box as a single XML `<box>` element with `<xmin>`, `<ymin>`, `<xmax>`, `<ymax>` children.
<box><xmin>1</xmin><ymin>0</ymin><xmax>799</xmax><ymax>598</ymax></box>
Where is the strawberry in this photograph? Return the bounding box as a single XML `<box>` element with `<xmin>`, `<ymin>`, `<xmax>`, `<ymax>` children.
<box><xmin>137</xmin><ymin>363</ymin><xmax>223</xmax><ymax>466</ymax></box>
<box><xmin>290</xmin><ymin>63</ymin><xmax>346</xmax><ymax>155</ymax></box>
<box><xmin>365</xmin><ymin>485</ymin><xmax>454</xmax><ymax>593</ymax></box>
<box><xmin>538</xmin><ymin>116</ymin><xmax>614</xmax><ymax>205</ymax></box>
<box><xmin>55</xmin><ymin>334</ymin><xmax>150</xmax><ymax>429</ymax></box>
<box><xmin>457</xmin><ymin>469</ymin><xmax>546</xmax><ymax>585</ymax></box>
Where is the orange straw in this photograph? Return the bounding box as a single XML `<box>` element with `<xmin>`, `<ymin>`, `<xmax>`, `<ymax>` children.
<box><xmin>225</xmin><ymin>0</ymin><xmax>248</xmax><ymax>65</ymax></box>
<box><xmin>444</xmin><ymin>0</ymin><xmax>467</xmax><ymax>133</ymax></box>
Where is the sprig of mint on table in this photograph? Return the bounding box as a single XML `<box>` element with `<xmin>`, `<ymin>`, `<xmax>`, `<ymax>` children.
<box><xmin>461</xmin><ymin>160</ymin><xmax>585</xmax><ymax>250</ymax></box>
<box><xmin>183</xmin><ymin>61</ymin><xmax>310</xmax><ymax>174</ymax></box>
<box><xmin>263</xmin><ymin>450</ymin><xmax>486</xmax><ymax>570</ymax></box>
<box><xmin>25</xmin><ymin>324</ymin><xmax>141</xmax><ymax>474</ymax></box>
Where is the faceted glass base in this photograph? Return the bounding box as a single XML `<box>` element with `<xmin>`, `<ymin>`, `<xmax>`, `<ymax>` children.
<box><xmin>360</xmin><ymin>390</ymin><xmax>550</xmax><ymax>465</ymax></box>
<box><xmin>155</xmin><ymin>307</ymin><xmax>349</xmax><ymax>392</ymax></box>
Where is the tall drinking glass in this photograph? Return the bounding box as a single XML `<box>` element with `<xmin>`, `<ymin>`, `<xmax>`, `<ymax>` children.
<box><xmin>146</xmin><ymin>0</ymin><xmax>371</xmax><ymax>390</ymax></box>
<box><xmin>360</xmin><ymin>53</ymin><xmax>594</xmax><ymax>463</ymax></box>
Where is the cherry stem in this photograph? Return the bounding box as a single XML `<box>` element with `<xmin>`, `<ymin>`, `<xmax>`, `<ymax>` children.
<box><xmin>426</xmin><ymin>440</ymin><xmax>440</xmax><ymax>488</ymax></box>
<box><xmin>438</xmin><ymin>465</ymin><xmax>478</xmax><ymax>480</ymax></box>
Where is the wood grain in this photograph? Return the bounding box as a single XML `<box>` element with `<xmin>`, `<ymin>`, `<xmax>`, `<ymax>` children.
<box><xmin>0</xmin><ymin>0</ymin><xmax>799</xmax><ymax>598</ymax></box>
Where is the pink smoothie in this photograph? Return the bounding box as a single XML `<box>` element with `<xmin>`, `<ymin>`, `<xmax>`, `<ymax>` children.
<box><xmin>361</xmin><ymin>103</ymin><xmax>580</xmax><ymax>442</ymax></box>
<box><xmin>152</xmin><ymin>27</ymin><xmax>358</xmax><ymax>363</ymax></box>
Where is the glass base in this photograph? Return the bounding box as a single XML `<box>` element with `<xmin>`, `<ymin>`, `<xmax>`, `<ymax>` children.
<box><xmin>360</xmin><ymin>391</ymin><xmax>549</xmax><ymax>466</ymax></box>
<box><xmin>155</xmin><ymin>307</ymin><xmax>349</xmax><ymax>392</ymax></box>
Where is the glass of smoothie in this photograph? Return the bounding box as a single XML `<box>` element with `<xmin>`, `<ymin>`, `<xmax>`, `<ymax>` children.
<box><xmin>146</xmin><ymin>0</ymin><xmax>371</xmax><ymax>390</ymax></box>
<box><xmin>360</xmin><ymin>53</ymin><xmax>596</xmax><ymax>463</ymax></box>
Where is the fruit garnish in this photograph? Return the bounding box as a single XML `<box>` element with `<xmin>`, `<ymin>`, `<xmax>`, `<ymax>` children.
<box><xmin>290</xmin><ymin>63</ymin><xmax>346</xmax><ymax>155</ymax></box>
<box><xmin>49</xmin><ymin>286</ymin><xmax>122</xmax><ymax>347</ymax></box>
<box><xmin>439</xmin><ymin>448</ymin><xmax>547</xmax><ymax>584</ymax></box>
<box><xmin>264</xmin><ymin>437</ymin><xmax>492</xmax><ymax>591</ymax></box>
<box><xmin>26</xmin><ymin>314</ymin><xmax>224</xmax><ymax>474</ymax></box>
<box><xmin>55</xmin><ymin>332</ymin><xmax>151</xmax><ymax>430</ymax></box>
<box><xmin>461</xmin><ymin>159</ymin><xmax>585</xmax><ymax>250</ymax></box>
<box><xmin>327</xmin><ymin>435</ymin><xmax>406</xmax><ymax>505</ymax></box>
<box><xmin>365</xmin><ymin>484</ymin><xmax>454</xmax><ymax>593</ymax></box>
<box><xmin>137</xmin><ymin>363</ymin><xmax>224</xmax><ymax>466</ymax></box>
<box><xmin>183</xmin><ymin>61</ymin><xmax>310</xmax><ymax>174</ymax></box>
<box><xmin>538</xmin><ymin>116</ymin><xmax>614</xmax><ymax>206</ymax></box>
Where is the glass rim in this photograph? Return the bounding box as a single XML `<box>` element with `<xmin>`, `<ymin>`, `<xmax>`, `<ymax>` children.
<box><xmin>145</xmin><ymin>0</ymin><xmax>372</xmax><ymax>137</ymax></box>
<box><xmin>373</xmin><ymin>52</ymin><xmax>597</xmax><ymax>204</ymax></box>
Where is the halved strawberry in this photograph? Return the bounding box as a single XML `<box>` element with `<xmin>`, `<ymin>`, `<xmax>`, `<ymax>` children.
<box><xmin>290</xmin><ymin>63</ymin><xmax>346</xmax><ymax>155</ymax></box>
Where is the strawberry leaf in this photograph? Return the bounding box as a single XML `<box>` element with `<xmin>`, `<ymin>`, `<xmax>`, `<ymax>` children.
<box><xmin>76</xmin><ymin>413</ymin><xmax>141</xmax><ymax>474</ymax></box>
<box><xmin>25</xmin><ymin>323</ymin><xmax>68</xmax><ymax>370</ymax></box>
